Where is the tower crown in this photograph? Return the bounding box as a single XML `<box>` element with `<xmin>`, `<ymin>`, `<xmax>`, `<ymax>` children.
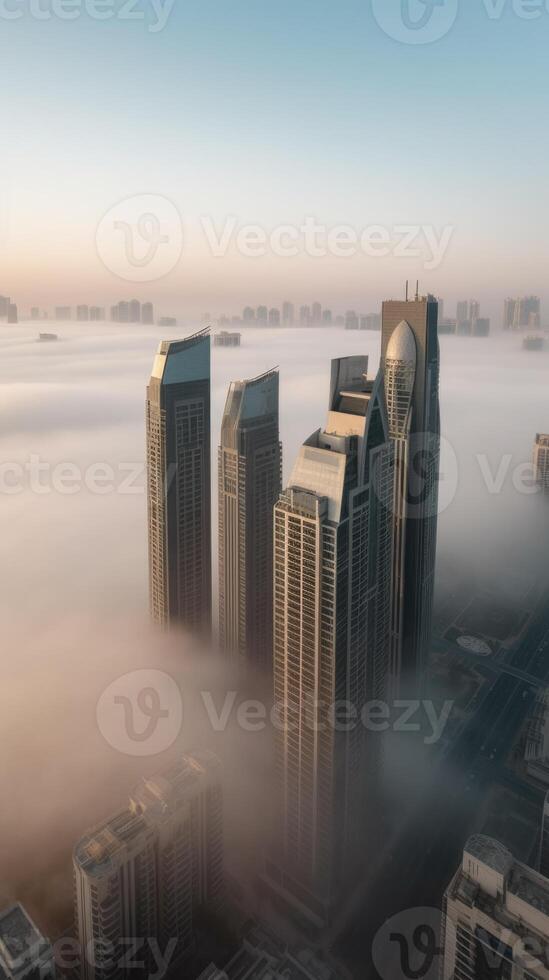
<box><xmin>386</xmin><ymin>319</ymin><xmax>417</xmax><ymax>365</ymax></box>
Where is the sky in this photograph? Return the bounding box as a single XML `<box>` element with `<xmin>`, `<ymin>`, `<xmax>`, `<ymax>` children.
<box><xmin>1</xmin><ymin>0</ymin><xmax>548</xmax><ymax>319</ymax></box>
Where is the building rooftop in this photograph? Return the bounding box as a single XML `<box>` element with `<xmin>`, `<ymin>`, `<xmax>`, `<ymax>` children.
<box><xmin>0</xmin><ymin>904</ymin><xmax>50</xmax><ymax>978</ymax></box>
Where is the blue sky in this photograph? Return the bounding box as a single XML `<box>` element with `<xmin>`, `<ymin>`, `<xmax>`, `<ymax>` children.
<box><xmin>1</xmin><ymin>0</ymin><xmax>548</xmax><ymax>318</ymax></box>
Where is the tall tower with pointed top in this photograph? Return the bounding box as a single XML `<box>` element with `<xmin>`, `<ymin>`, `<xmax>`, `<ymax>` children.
<box><xmin>381</xmin><ymin>296</ymin><xmax>440</xmax><ymax>692</ymax></box>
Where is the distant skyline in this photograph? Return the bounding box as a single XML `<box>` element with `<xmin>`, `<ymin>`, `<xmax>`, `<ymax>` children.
<box><xmin>1</xmin><ymin>2</ymin><xmax>548</xmax><ymax>317</ymax></box>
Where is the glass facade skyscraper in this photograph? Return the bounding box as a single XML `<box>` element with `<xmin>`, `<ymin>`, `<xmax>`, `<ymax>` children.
<box><xmin>218</xmin><ymin>369</ymin><xmax>282</xmax><ymax>671</ymax></box>
<box><xmin>146</xmin><ymin>329</ymin><xmax>211</xmax><ymax>635</ymax></box>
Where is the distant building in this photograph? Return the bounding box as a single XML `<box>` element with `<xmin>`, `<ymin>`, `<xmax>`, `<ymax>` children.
<box><xmin>504</xmin><ymin>296</ymin><xmax>541</xmax><ymax>330</ymax></box>
<box><xmin>268</xmin><ymin>307</ymin><xmax>280</xmax><ymax>326</ymax></box>
<box><xmin>256</xmin><ymin>305</ymin><xmax>268</xmax><ymax>325</ymax></box>
<box><xmin>197</xmin><ymin>921</ymin><xmax>336</xmax><ymax>980</ymax></box>
<box><xmin>359</xmin><ymin>313</ymin><xmax>381</xmax><ymax>331</ymax></box>
<box><xmin>38</xmin><ymin>333</ymin><xmax>58</xmax><ymax>342</ymax></box>
<box><xmin>437</xmin><ymin>297</ymin><xmax>444</xmax><ymax>322</ymax></box>
<box><xmin>129</xmin><ymin>299</ymin><xmax>141</xmax><ymax>323</ymax></box>
<box><xmin>141</xmin><ymin>302</ymin><xmax>154</xmax><ymax>325</ymax></box>
<box><xmin>524</xmin><ymin>335</ymin><xmax>545</xmax><ymax>351</ymax></box>
<box><xmin>299</xmin><ymin>305</ymin><xmax>311</xmax><ymax>326</ymax></box>
<box><xmin>0</xmin><ymin>295</ymin><xmax>9</xmax><ymax>318</ymax></box>
<box><xmin>322</xmin><ymin>309</ymin><xmax>332</xmax><ymax>325</ymax></box>
<box><xmin>282</xmin><ymin>301</ymin><xmax>294</xmax><ymax>326</ymax></box>
<box><xmin>438</xmin><ymin>318</ymin><xmax>457</xmax><ymax>335</ymax></box>
<box><xmin>147</xmin><ymin>330</ymin><xmax>211</xmax><ymax>634</ymax></box>
<box><xmin>456</xmin><ymin>300</ymin><xmax>469</xmax><ymax>323</ymax></box>
<box><xmin>0</xmin><ymin>903</ymin><xmax>55</xmax><ymax>980</ymax></box>
<box><xmin>243</xmin><ymin>307</ymin><xmax>255</xmax><ymax>323</ymax></box>
<box><xmin>55</xmin><ymin>306</ymin><xmax>71</xmax><ymax>321</ymax></box>
<box><xmin>76</xmin><ymin>304</ymin><xmax>89</xmax><ymax>322</ymax></box>
<box><xmin>214</xmin><ymin>331</ymin><xmax>241</xmax><ymax>347</ymax></box>
<box><xmin>473</xmin><ymin>317</ymin><xmax>490</xmax><ymax>337</ymax></box>
<box><xmin>458</xmin><ymin>319</ymin><xmax>472</xmax><ymax>336</ymax></box>
<box><xmin>218</xmin><ymin>369</ymin><xmax>281</xmax><ymax>671</ymax></box>
<box><xmin>30</xmin><ymin>307</ymin><xmax>40</xmax><ymax>321</ymax></box>
<box><xmin>74</xmin><ymin>751</ymin><xmax>223</xmax><ymax>980</ymax></box>
<box><xmin>118</xmin><ymin>300</ymin><xmax>129</xmax><ymax>323</ymax></box>
<box><xmin>89</xmin><ymin>306</ymin><xmax>105</xmax><ymax>321</ymax></box>
<box><xmin>469</xmin><ymin>299</ymin><xmax>480</xmax><ymax>321</ymax></box>
<box><xmin>7</xmin><ymin>303</ymin><xmax>18</xmax><ymax>324</ymax></box>
<box><xmin>344</xmin><ymin>309</ymin><xmax>358</xmax><ymax>330</ymax></box>
<box><xmin>158</xmin><ymin>316</ymin><xmax>177</xmax><ymax>327</ymax></box>
<box><xmin>335</xmin><ymin>314</ymin><xmax>344</xmax><ymax>326</ymax></box>
<box><xmin>311</xmin><ymin>301</ymin><xmax>322</xmax><ymax>324</ymax></box>
<box><xmin>110</xmin><ymin>304</ymin><xmax>119</xmax><ymax>322</ymax></box>
<box><xmin>534</xmin><ymin>434</ymin><xmax>549</xmax><ymax>494</ymax></box>
<box><xmin>442</xmin><ymin>836</ymin><xmax>549</xmax><ymax>980</ymax></box>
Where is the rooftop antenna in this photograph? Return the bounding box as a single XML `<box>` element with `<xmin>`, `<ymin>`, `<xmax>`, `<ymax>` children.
<box><xmin>405</xmin><ymin>280</ymin><xmax>409</xmax><ymax>301</ymax></box>
<box><xmin>415</xmin><ymin>280</ymin><xmax>419</xmax><ymax>301</ymax></box>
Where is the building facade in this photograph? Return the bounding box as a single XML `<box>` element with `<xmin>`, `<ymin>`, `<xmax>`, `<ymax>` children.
<box><xmin>73</xmin><ymin>752</ymin><xmax>223</xmax><ymax>980</ymax></box>
<box><xmin>534</xmin><ymin>434</ymin><xmax>549</xmax><ymax>494</ymax></box>
<box><xmin>265</xmin><ymin>355</ymin><xmax>393</xmax><ymax>925</ymax></box>
<box><xmin>381</xmin><ymin>296</ymin><xmax>440</xmax><ymax>692</ymax></box>
<box><xmin>218</xmin><ymin>370</ymin><xmax>282</xmax><ymax>671</ymax></box>
<box><xmin>146</xmin><ymin>330</ymin><xmax>212</xmax><ymax>635</ymax></box>
<box><xmin>442</xmin><ymin>835</ymin><xmax>549</xmax><ymax>980</ymax></box>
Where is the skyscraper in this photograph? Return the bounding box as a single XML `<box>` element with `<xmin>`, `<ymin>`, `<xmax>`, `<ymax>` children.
<box><xmin>146</xmin><ymin>329</ymin><xmax>211</xmax><ymax>634</ymax></box>
<box><xmin>312</xmin><ymin>302</ymin><xmax>322</xmax><ymax>324</ymax></box>
<box><xmin>456</xmin><ymin>299</ymin><xmax>469</xmax><ymax>323</ymax></box>
<box><xmin>504</xmin><ymin>295</ymin><xmax>541</xmax><ymax>330</ymax></box>
<box><xmin>141</xmin><ymin>302</ymin><xmax>154</xmax><ymax>325</ymax></box>
<box><xmin>442</xmin><ymin>836</ymin><xmax>549</xmax><ymax>980</ymax></box>
<box><xmin>129</xmin><ymin>299</ymin><xmax>141</xmax><ymax>323</ymax></box>
<box><xmin>381</xmin><ymin>295</ymin><xmax>440</xmax><ymax>692</ymax></box>
<box><xmin>218</xmin><ymin>370</ymin><xmax>281</xmax><ymax>671</ymax></box>
<box><xmin>265</xmin><ymin>355</ymin><xmax>393</xmax><ymax>925</ymax></box>
<box><xmin>282</xmin><ymin>301</ymin><xmax>294</xmax><ymax>326</ymax></box>
<box><xmin>74</xmin><ymin>752</ymin><xmax>223</xmax><ymax>980</ymax></box>
<box><xmin>534</xmin><ymin>434</ymin><xmax>549</xmax><ymax>494</ymax></box>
